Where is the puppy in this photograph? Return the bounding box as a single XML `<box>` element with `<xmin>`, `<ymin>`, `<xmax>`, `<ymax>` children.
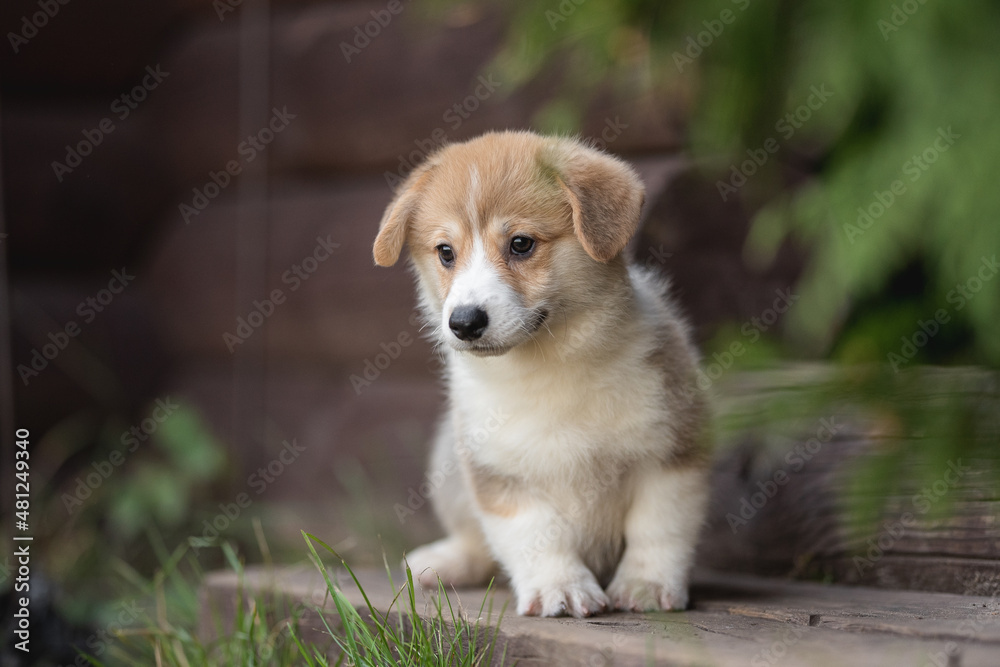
<box><xmin>373</xmin><ymin>131</ymin><xmax>709</xmax><ymax>617</ymax></box>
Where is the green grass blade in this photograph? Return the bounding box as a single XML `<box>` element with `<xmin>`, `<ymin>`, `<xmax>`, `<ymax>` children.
<box><xmin>288</xmin><ymin>620</ymin><xmax>318</xmax><ymax>667</ymax></box>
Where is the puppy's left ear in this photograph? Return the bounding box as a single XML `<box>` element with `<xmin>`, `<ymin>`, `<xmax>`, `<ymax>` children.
<box><xmin>547</xmin><ymin>139</ymin><xmax>645</xmax><ymax>262</ymax></box>
<box><xmin>374</xmin><ymin>162</ymin><xmax>436</xmax><ymax>267</ymax></box>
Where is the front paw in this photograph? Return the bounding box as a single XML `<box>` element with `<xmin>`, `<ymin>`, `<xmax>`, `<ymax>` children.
<box><xmin>515</xmin><ymin>572</ymin><xmax>610</xmax><ymax>618</ymax></box>
<box><xmin>607</xmin><ymin>575</ymin><xmax>688</xmax><ymax>612</ymax></box>
<box><xmin>405</xmin><ymin>537</ymin><xmax>494</xmax><ymax>589</ymax></box>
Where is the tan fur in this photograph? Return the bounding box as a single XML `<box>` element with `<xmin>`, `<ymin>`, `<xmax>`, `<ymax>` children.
<box><xmin>375</xmin><ymin>131</ymin><xmax>709</xmax><ymax>618</ymax></box>
<box><xmin>463</xmin><ymin>458</ymin><xmax>524</xmax><ymax>518</ymax></box>
<box><xmin>374</xmin><ymin>161</ymin><xmax>437</xmax><ymax>267</ymax></box>
<box><xmin>548</xmin><ymin>152</ymin><xmax>644</xmax><ymax>262</ymax></box>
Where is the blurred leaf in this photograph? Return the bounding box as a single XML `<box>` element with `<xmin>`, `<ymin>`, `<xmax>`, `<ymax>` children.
<box><xmin>533</xmin><ymin>98</ymin><xmax>583</xmax><ymax>134</ymax></box>
<box><xmin>480</xmin><ymin>0</ymin><xmax>999</xmax><ymax>367</ymax></box>
<box><xmin>154</xmin><ymin>405</ymin><xmax>226</xmax><ymax>480</ymax></box>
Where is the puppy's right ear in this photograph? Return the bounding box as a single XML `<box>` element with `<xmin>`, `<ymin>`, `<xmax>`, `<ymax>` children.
<box><xmin>373</xmin><ymin>163</ymin><xmax>435</xmax><ymax>267</ymax></box>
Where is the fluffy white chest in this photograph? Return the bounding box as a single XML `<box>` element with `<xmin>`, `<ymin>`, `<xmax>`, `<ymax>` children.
<box><xmin>447</xmin><ymin>341</ymin><xmax>668</xmax><ymax>480</ymax></box>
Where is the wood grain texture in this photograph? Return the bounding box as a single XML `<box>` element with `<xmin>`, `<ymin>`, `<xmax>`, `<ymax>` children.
<box><xmin>698</xmin><ymin>366</ymin><xmax>1000</xmax><ymax>595</ymax></box>
<box><xmin>201</xmin><ymin>565</ymin><xmax>1000</xmax><ymax>666</ymax></box>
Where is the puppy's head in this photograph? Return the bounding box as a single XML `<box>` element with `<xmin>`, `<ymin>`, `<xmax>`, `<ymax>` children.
<box><xmin>373</xmin><ymin>131</ymin><xmax>644</xmax><ymax>356</ymax></box>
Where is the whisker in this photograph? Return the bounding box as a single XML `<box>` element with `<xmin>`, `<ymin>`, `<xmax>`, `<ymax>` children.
<box><xmin>541</xmin><ymin>319</ymin><xmax>555</xmax><ymax>339</ymax></box>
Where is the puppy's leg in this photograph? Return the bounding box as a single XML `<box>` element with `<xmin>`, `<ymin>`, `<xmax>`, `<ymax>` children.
<box><xmin>406</xmin><ymin>420</ymin><xmax>496</xmax><ymax>589</ymax></box>
<box><xmin>406</xmin><ymin>534</ymin><xmax>495</xmax><ymax>589</ymax></box>
<box><xmin>607</xmin><ymin>465</ymin><xmax>708</xmax><ymax>611</ymax></box>
<box><xmin>478</xmin><ymin>502</ymin><xmax>609</xmax><ymax>618</ymax></box>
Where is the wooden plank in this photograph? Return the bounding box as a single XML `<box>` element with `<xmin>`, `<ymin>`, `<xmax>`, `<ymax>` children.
<box><xmin>698</xmin><ymin>367</ymin><xmax>1000</xmax><ymax>595</ymax></box>
<box><xmin>200</xmin><ymin>566</ymin><xmax>1000</xmax><ymax>666</ymax></box>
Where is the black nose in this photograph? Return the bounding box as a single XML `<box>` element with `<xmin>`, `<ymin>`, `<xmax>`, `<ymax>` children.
<box><xmin>449</xmin><ymin>306</ymin><xmax>489</xmax><ymax>341</ymax></box>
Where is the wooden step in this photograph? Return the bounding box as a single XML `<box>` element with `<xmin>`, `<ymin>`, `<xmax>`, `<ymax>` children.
<box><xmin>201</xmin><ymin>565</ymin><xmax>1000</xmax><ymax>666</ymax></box>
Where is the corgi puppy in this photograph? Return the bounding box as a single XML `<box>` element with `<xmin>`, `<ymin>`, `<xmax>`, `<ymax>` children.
<box><xmin>373</xmin><ymin>131</ymin><xmax>709</xmax><ymax>617</ymax></box>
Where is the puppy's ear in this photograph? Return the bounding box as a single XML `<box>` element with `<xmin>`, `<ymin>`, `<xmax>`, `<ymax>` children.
<box><xmin>547</xmin><ymin>139</ymin><xmax>645</xmax><ymax>262</ymax></box>
<box><xmin>373</xmin><ymin>162</ymin><xmax>436</xmax><ymax>267</ymax></box>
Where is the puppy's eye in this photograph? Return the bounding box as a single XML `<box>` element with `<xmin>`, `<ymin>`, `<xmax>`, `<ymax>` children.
<box><xmin>510</xmin><ymin>236</ymin><xmax>535</xmax><ymax>256</ymax></box>
<box><xmin>436</xmin><ymin>244</ymin><xmax>456</xmax><ymax>267</ymax></box>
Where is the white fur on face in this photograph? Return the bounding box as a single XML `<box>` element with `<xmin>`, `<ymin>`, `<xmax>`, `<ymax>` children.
<box><xmin>442</xmin><ymin>235</ymin><xmax>542</xmax><ymax>355</ymax></box>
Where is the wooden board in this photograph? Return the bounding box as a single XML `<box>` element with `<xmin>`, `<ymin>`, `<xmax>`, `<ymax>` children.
<box><xmin>698</xmin><ymin>366</ymin><xmax>1000</xmax><ymax>595</ymax></box>
<box><xmin>201</xmin><ymin>565</ymin><xmax>1000</xmax><ymax>666</ymax></box>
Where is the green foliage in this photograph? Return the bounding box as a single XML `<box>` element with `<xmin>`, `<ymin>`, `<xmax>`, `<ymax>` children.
<box><xmin>108</xmin><ymin>405</ymin><xmax>226</xmax><ymax>537</ymax></box>
<box><xmin>83</xmin><ymin>535</ymin><xmax>311</xmax><ymax>666</ymax></box>
<box><xmin>481</xmin><ymin>0</ymin><xmax>1000</xmax><ymax>367</ymax></box>
<box><xmin>36</xmin><ymin>401</ymin><xmax>229</xmax><ymax>622</ymax></box>
<box><xmin>710</xmin><ymin>364</ymin><xmax>999</xmax><ymax>536</ymax></box>
<box><xmin>83</xmin><ymin>528</ymin><xmax>509</xmax><ymax>666</ymax></box>
<box><xmin>741</xmin><ymin>1</ymin><xmax>1000</xmax><ymax>366</ymax></box>
<box><xmin>51</xmin><ymin>401</ymin><xmax>226</xmax><ymax>542</ymax></box>
<box><xmin>301</xmin><ymin>532</ymin><xmax>508</xmax><ymax>667</ymax></box>
<box><xmin>89</xmin><ymin>531</ymin><xmax>509</xmax><ymax>666</ymax></box>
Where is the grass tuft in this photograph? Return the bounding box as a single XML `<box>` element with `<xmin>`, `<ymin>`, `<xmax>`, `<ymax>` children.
<box><xmin>79</xmin><ymin>525</ymin><xmax>507</xmax><ymax>666</ymax></box>
<box><xmin>301</xmin><ymin>531</ymin><xmax>508</xmax><ymax>666</ymax></box>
